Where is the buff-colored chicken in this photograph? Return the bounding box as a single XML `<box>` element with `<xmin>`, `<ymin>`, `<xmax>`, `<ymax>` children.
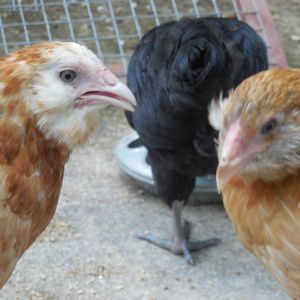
<box><xmin>0</xmin><ymin>42</ymin><xmax>135</xmax><ymax>288</ymax></box>
<box><xmin>210</xmin><ymin>68</ymin><xmax>300</xmax><ymax>299</ymax></box>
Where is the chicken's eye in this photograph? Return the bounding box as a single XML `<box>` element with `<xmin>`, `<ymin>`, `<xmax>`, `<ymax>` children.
<box><xmin>59</xmin><ymin>70</ymin><xmax>77</xmax><ymax>83</ymax></box>
<box><xmin>260</xmin><ymin>118</ymin><xmax>277</xmax><ymax>135</ymax></box>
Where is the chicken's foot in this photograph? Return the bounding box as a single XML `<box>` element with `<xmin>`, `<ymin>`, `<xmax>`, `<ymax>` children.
<box><xmin>136</xmin><ymin>200</ymin><xmax>220</xmax><ymax>265</ymax></box>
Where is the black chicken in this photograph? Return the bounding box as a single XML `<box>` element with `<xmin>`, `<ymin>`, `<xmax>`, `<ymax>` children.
<box><xmin>126</xmin><ymin>17</ymin><xmax>268</xmax><ymax>264</ymax></box>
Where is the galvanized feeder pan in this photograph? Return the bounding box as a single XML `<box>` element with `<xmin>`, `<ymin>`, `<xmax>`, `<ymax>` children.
<box><xmin>115</xmin><ymin>131</ymin><xmax>221</xmax><ymax>205</ymax></box>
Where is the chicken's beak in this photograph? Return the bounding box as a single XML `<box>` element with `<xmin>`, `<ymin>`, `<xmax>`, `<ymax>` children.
<box><xmin>77</xmin><ymin>79</ymin><xmax>136</xmax><ymax>111</ymax></box>
<box><xmin>216</xmin><ymin>121</ymin><xmax>261</xmax><ymax>192</ymax></box>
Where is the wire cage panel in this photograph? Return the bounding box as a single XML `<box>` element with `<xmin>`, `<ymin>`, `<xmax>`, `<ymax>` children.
<box><xmin>0</xmin><ymin>0</ymin><xmax>287</xmax><ymax>77</ymax></box>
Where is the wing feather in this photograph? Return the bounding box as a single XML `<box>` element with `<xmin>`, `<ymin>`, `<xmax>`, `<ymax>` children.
<box><xmin>0</xmin><ymin>116</ymin><xmax>68</xmax><ymax>287</ymax></box>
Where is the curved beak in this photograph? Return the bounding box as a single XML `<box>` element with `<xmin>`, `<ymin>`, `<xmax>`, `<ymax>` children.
<box><xmin>76</xmin><ymin>80</ymin><xmax>136</xmax><ymax>111</ymax></box>
<box><xmin>216</xmin><ymin>121</ymin><xmax>262</xmax><ymax>192</ymax></box>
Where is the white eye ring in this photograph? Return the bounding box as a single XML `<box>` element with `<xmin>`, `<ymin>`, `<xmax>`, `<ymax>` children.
<box><xmin>59</xmin><ymin>70</ymin><xmax>77</xmax><ymax>83</ymax></box>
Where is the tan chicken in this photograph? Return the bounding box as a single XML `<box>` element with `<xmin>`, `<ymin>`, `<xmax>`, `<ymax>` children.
<box><xmin>0</xmin><ymin>42</ymin><xmax>135</xmax><ymax>287</ymax></box>
<box><xmin>211</xmin><ymin>68</ymin><xmax>300</xmax><ymax>299</ymax></box>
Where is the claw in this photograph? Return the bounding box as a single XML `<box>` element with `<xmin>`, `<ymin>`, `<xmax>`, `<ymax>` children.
<box><xmin>135</xmin><ymin>200</ymin><xmax>220</xmax><ymax>264</ymax></box>
<box><xmin>181</xmin><ymin>240</ymin><xmax>194</xmax><ymax>265</ymax></box>
<box><xmin>135</xmin><ymin>231</ymin><xmax>220</xmax><ymax>265</ymax></box>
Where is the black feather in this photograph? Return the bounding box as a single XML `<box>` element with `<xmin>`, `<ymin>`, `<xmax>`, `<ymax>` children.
<box><xmin>125</xmin><ymin>17</ymin><xmax>268</xmax><ymax>207</ymax></box>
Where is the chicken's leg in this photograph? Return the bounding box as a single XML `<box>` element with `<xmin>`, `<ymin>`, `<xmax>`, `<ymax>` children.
<box><xmin>136</xmin><ymin>200</ymin><xmax>220</xmax><ymax>265</ymax></box>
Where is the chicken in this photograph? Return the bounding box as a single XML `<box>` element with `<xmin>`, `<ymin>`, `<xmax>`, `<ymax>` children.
<box><xmin>0</xmin><ymin>41</ymin><xmax>136</xmax><ymax>288</ymax></box>
<box><xmin>213</xmin><ymin>68</ymin><xmax>300</xmax><ymax>299</ymax></box>
<box><xmin>125</xmin><ymin>17</ymin><xmax>268</xmax><ymax>264</ymax></box>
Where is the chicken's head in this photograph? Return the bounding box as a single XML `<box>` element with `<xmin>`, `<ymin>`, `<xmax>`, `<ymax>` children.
<box><xmin>209</xmin><ymin>68</ymin><xmax>300</xmax><ymax>190</ymax></box>
<box><xmin>0</xmin><ymin>42</ymin><xmax>136</xmax><ymax>148</ymax></box>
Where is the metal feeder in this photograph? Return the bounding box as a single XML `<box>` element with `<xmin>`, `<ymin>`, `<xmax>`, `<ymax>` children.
<box><xmin>115</xmin><ymin>131</ymin><xmax>221</xmax><ymax>205</ymax></box>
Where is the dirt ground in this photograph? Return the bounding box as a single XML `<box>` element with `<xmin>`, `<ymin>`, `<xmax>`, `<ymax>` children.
<box><xmin>1</xmin><ymin>1</ymin><xmax>300</xmax><ymax>299</ymax></box>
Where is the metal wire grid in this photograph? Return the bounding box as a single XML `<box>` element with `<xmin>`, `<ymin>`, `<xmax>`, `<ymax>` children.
<box><xmin>0</xmin><ymin>0</ymin><xmax>276</xmax><ymax>76</ymax></box>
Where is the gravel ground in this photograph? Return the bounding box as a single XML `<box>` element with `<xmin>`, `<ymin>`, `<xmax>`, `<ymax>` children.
<box><xmin>1</xmin><ymin>1</ymin><xmax>300</xmax><ymax>299</ymax></box>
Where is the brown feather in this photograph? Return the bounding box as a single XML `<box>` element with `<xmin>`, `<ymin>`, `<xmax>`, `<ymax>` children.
<box><xmin>219</xmin><ymin>68</ymin><xmax>300</xmax><ymax>299</ymax></box>
<box><xmin>0</xmin><ymin>109</ymin><xmax>70</xmax><ymax>286</ymax></box>
<box><xmin>223</xmin><ymin>174</ymin><xmax>300</xmax><ymax>298</ymax></box>
<box><xmin>0</xmin><ymin>41</ymin><xmax>135</xmax><ymax>288</ymax></box>
<box><xmin>0</xmin><ymin>43</ymin><xmax>81</xmax><ymax>286</ymax></box>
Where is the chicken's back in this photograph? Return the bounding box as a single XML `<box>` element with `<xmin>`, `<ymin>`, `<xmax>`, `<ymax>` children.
<box><xmin>126</xmin><ymin>17</ymin><xmax>268</xmax><ymax>151</ymax></box>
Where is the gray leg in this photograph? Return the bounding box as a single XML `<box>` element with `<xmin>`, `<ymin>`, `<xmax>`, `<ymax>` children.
<box><xmin>136</xmin><ymin>200</ymin><xmax>220</xmax><ymax>265</ymax></box>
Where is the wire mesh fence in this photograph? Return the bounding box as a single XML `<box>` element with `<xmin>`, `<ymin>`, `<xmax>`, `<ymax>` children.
<box><xmin>0</xmin><ymin>0</ymin><xmax>286</xmax><ymax>77</ymax></box>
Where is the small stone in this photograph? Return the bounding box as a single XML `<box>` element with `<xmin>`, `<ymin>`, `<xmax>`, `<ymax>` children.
<box><xmin>291</xmin><ymin>35</ymin><xmax>300</xmax><ymax>41</ymax></box>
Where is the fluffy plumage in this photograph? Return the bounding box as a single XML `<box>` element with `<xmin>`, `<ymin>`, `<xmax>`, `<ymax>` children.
<box><xmin>214</xmin><ymin>68</ymin><xmax>300</xmax><ymax>299</ymax></box>
<box><xmin>0</xmin><ymin>41</ymin><xmax>135</xmax><ymax>287</ymax></box>
<box><xmin>126</xmin><ymin>17</ymin><xmax>268</xmax><ymax>264</ymax></box>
